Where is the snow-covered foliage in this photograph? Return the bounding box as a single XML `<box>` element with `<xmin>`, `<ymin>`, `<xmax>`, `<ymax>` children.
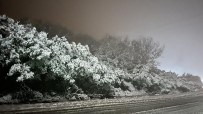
<box><xmin>8</xmin><ymin>64</ymin><xmax>34</xmax><ymax>81</ymax></box>
<box><xmin>0</xmin><ymin>15</ymin><xmax>122</xmax><ymax>94</ymax></box>
<box><xmin>0</xmin><ymin>15</ymin><xmax>202</xmax><ymax>99</ymax></box>
<box><xmin>95</xmin><ymin>37</ymin><xmax>134</xmax><ymax>70</ymax></box>
<box><xmin>94</xmin><ymin>36</ymin><xmax>202</xmax><ymax>94</ymax></box>
<box><xmin>176</xmin><ymin>76</ymin><xmax>202</xmax><ymax>92</ymax></box>
<box><xmin>128</xmin><ymin>64</ymin><xmax>171</xmax><ymax>94</ymax></box>
<box><xmin>95</xmin><ymin>36</ymin><xmax>164</xmax><ymax>72</ymax></box>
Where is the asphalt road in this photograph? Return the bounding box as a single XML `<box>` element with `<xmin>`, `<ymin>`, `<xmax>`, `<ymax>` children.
<box><xmin>0</xmin><ymin>92</ymin><xmax>203</xmax><ymax>114</ymax></box>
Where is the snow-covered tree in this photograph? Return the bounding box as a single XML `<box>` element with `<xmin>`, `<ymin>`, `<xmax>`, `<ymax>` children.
<box><xmin>95</xmin><ymin>36</ymin><xmax>164</xmax><ymax>73</ymax></box>
<box><xmin>131</xmin><ymin>37</ymin><xmax>164</xmax><ymax>66</ymax></box>
<box><xmin>95</xmin><ymin>36</ymin><xmax>133</xmax><ymax>70</ymax></box>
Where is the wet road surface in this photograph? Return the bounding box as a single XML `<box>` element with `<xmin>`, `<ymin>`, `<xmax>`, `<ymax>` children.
<box><xmin>0</xmin><ymin>92</ymin><xmax>203</xmax><ymax>114</ymax></box>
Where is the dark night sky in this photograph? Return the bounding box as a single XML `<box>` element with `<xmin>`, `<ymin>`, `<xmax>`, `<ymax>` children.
<box><xmin>1</xmin><ymin>0</ymin><xmax>203</xmax><ymax>80</ymax></box>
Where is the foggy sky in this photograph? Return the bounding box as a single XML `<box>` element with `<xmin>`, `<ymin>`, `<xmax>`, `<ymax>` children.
<box><xmin>1</xmin><ymin>0</ymin><xmax>203</xmax><ymax>80</ymax></box>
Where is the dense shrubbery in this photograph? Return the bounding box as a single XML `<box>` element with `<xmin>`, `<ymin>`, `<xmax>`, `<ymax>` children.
<box><xmin>0</xmin><ymin>15</ymin><xmax>202</xmax><ymax>103</ymax></box>
<box><xmin>0</xmin><ymin>15</ymin><xmax>121</xmax><ymax>98</ymax></box>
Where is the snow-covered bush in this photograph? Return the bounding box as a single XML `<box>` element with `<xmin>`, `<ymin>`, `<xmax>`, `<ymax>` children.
<box><xmin>129</xmin><ymin>63</ymin><xmax>179</xmax><ymax>94</ymax></box>
<box><xmin>0</xmin><ymin>15</ymin><xmax>120</xmax><ymax>95</ymax></box>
